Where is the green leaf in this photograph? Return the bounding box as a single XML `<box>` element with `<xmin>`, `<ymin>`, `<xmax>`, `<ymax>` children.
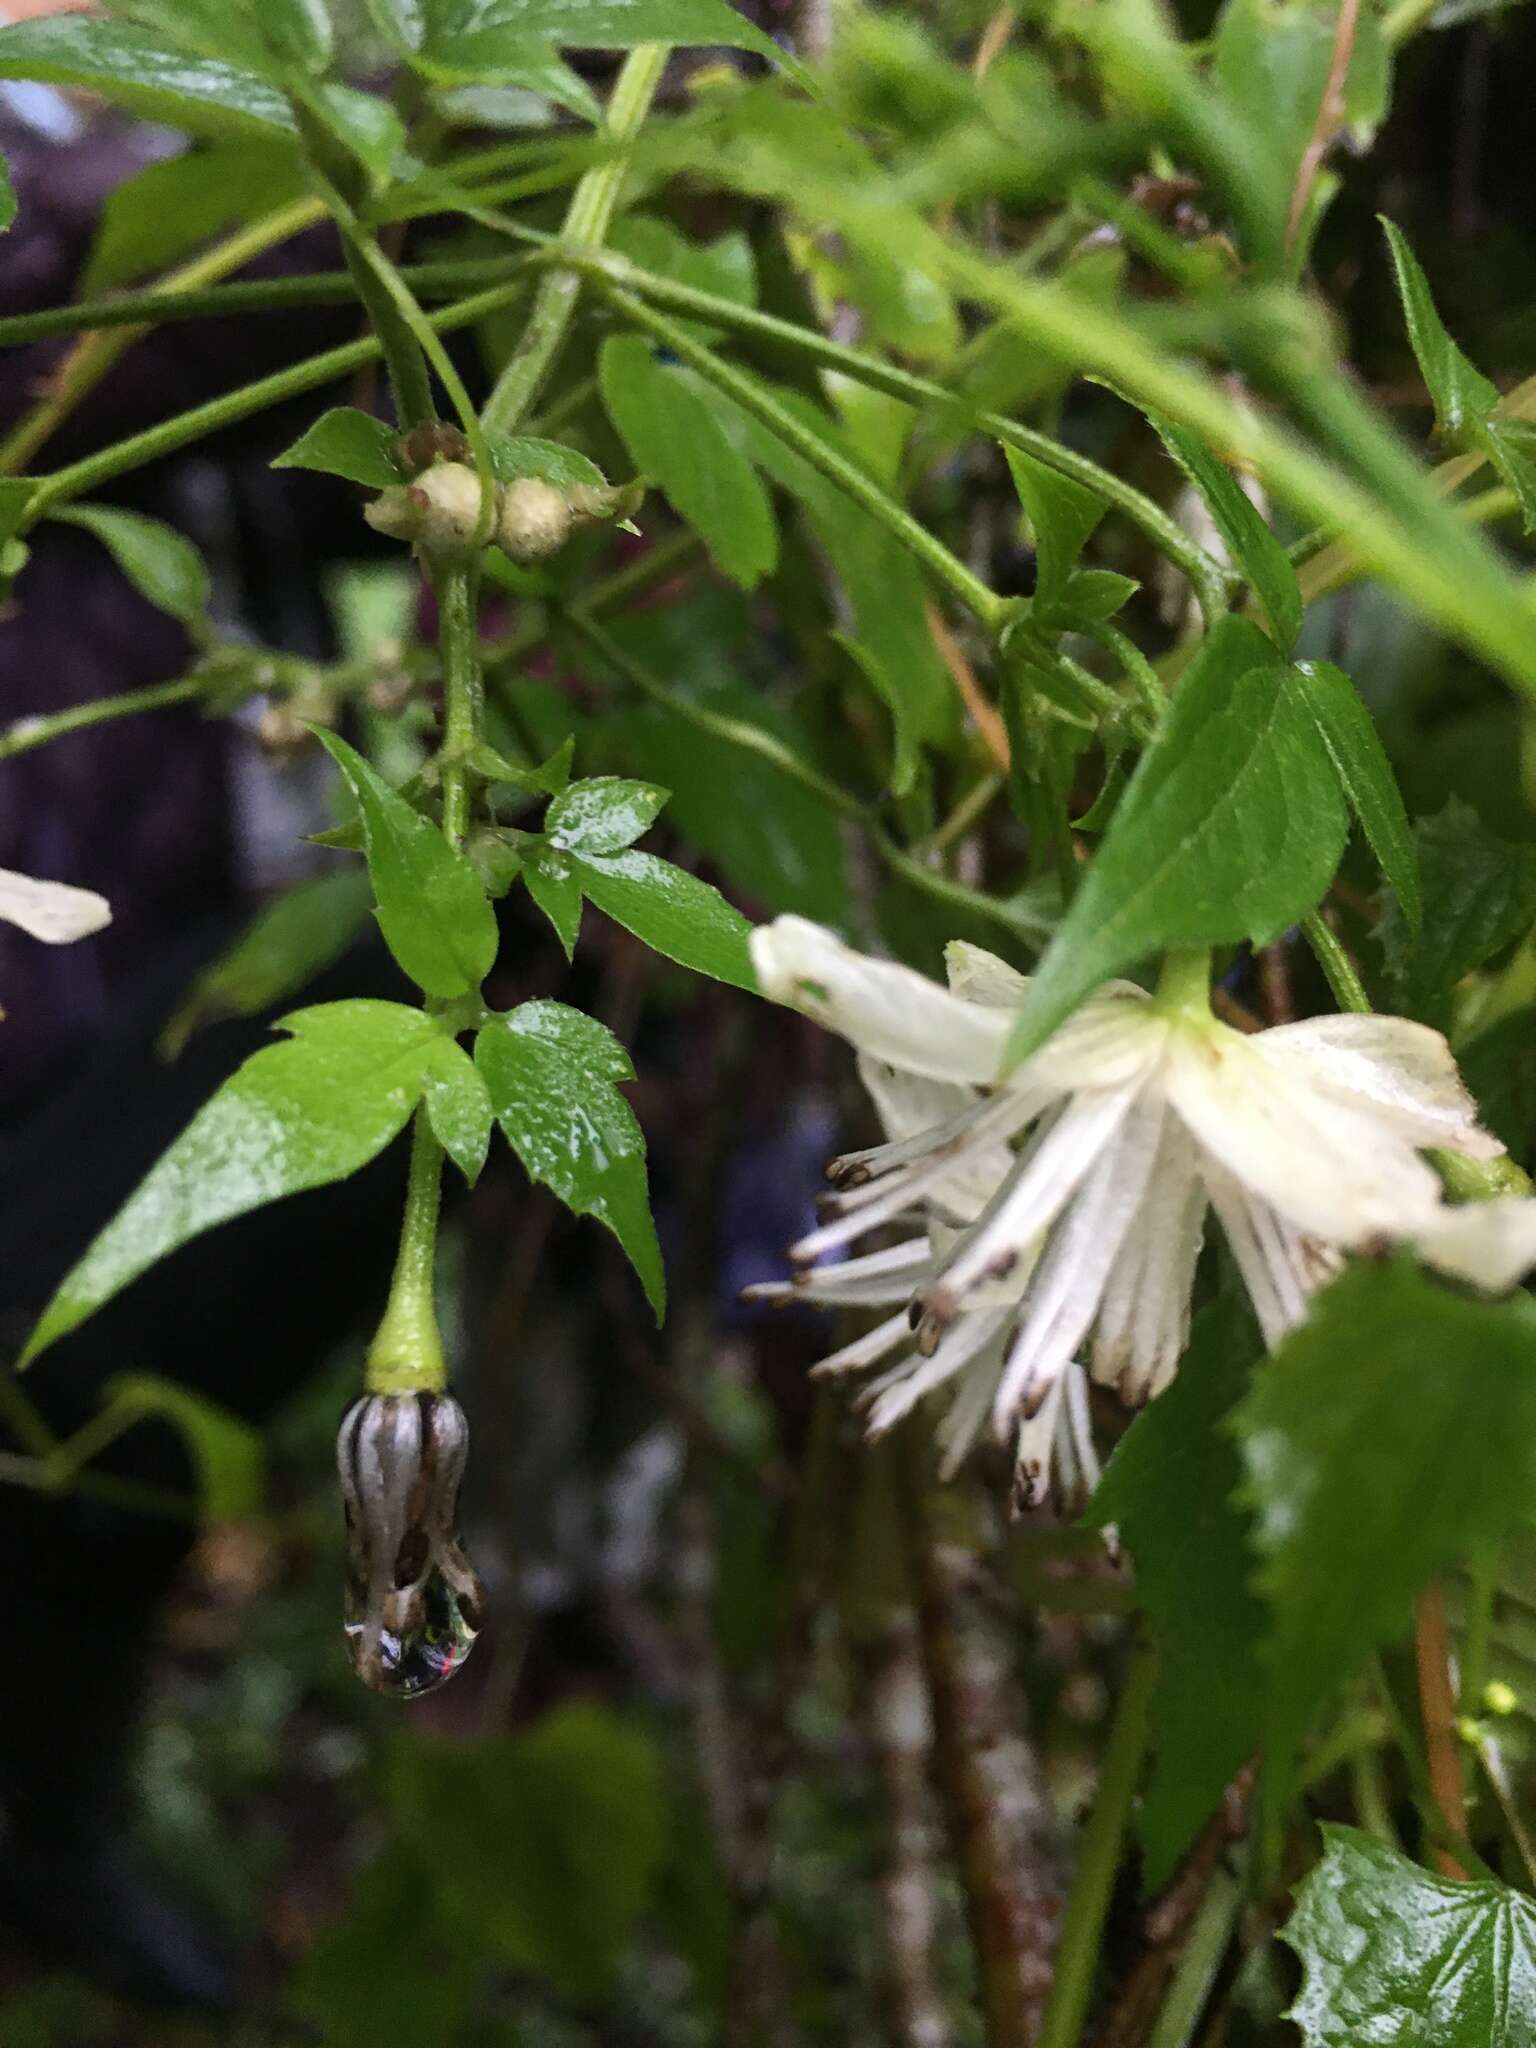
<box><xmin>273</xmin><ymin>406</ymin><xmax>407</xmax><ymax>489</ymax></box>
<box><xmin>571</xmin><ymin>849</ymin><xmax>757</xmax><ymax>990</ymax></box>
<box><xmin>599</xmin><ymin>337</ymin><xmax>778</xmax><ymax>590</ymax></box>
<box><xmin>420</xmin><ymin>1036</ymin><xmax>494</xmax><ymax>1186</ymax></box>
<box><xmin>1003</xmin><ymin>443</ymin><xmax>1107</xmax><ymax>608</ymax></box>
<box><xmin>312</xmin><ymin>82</ymin><xmax>407</xmax><ymax>185</ymax></box>
<box><xmin>95</xmin><ymin>1374</ymin><xmax>262</xmax><ymax>1520</ymax></box>
<box><xmin>0</xmin><ymin>478</ymin><xmax>34</xmax><ymax>552</ymax></box>
<box><xmin>81</xmin><ymin>137</ymin><xmax>306</xmax><ymax>293</ymax></box>
<box><xmin>1283</xmin><ymin>1825</ymin><xmax>1536</xmax><ymax>2047</ymax></box>
<box><xmin>524</xmin><ymin>848</ymin><xmax>584</xmax><ymax>959</ymax></box>
<box><xmin>1473</xmin><ymin>414</ymin><xmax>1536</xmax><ymax>537</ymax></box>
<box><xmin>0</xmin><ymin>17</ymin><xmax>292</xmax><ymax>139</ymax></box>
<box><xmin>487</xmin><ymin>435</ymin><xmax>608</xmax><ymax>490</ymax></box>
<box><xmin>21</xmin><ymin>1001</ymin><xmax>450</xmax><ymax>1364</ymax></box>
<box><xmin>608</xmin><ymin>216</ymin><xmax>757</xmax><ymax>334</ymax></box>
<box><xmin>159</xmin><ymin>866</ymin><xmax>374</xmax><ymax>1055</ymax></box>
<box><xmin>420</xmin><ymin>0</ymin><xmax>780</xmax><ymax>66</ymax></box>
<box><xmin>546</xmin><ymin>775</ymin><xmax>668</xmax><ymax>854</ymax></box>
<box><xmin>1153</xmin><ymin>417</ymin><xmax>1302</xmax><ymax>650</ymax></box>
<box><xmin>476</xmin><ymin>1001</ymin><xmax>665</xmax><ymax>1318</ymax></box>
<box><xmin>1381</xmin><ymin>218</ymin><xmax>1498</xmax><ymax>441</ymax></box>
<box><xmin>1088</xmin><ymin>1299</ymin><xmax>1266</xmax><ymax>1888</ymax></box>
<box><xmin>261</xmin><ymin>0</ymin><xmax>333</xmax><ymax>71</ymax></box>
<box><xmin>1236</xmin><ymin>1260</ymin><xmax>1536</xmax><ymax>1824</ymax></box>
<box><xmin>316</xmin><ymin>732</ymin><xmax>498</xmax><ymax>1000</ymax></box>
<box><xmin>388</xmin><ymin>1703</ymin><xmax>669</xmax><ymax>1999</ymax></box>
<box><xmin>1288</xmin><ymin>659</ymin><xmax>1421</xmax><ymax>933</ymax></box>
<box><xmin>51</xmin><ymin>503</ymin><xmax>211</xmax><ymax>625</ymax></box>
<box><xmin>1007</xmin><ymin>617</ymin><xmax>1348</xmax><ymax>1066</ymax></box>
<box><xmin>1379</xmin><ymin>800</ymin><xmax>1536</xmax><ymax>1025</ymax></box>
<box><xmin>0</xmin><ymin>150</ymin><xmax>15</xmax><ymax>235</ymax></box>
<box><xmin>364</xmin><ymin>0</ymin><xmax>426</xmax><ymax>51</ymax></box>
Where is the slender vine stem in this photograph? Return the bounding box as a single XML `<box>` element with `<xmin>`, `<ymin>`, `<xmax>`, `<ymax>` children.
<box><xmin>1143</xmin><ymin>1856</ymin><xmax>1246</xmax><ymax>2048</ymax></box>
<box><xmin>22</xmin><ymin>276</ymin><xmax>531</xmax><ymax>526</ymax></box>
<box><xmin>1036</xmin><ymin>1644</ymin><xmax>1158</xmax><ymax>2048</ymax></box>
<box><xmin>434</xmin><ymin>563</ymin><xmax>484</xmax><ymax>849</ymax></box>
<box><xmin>0</xmin><ymin>677</ymin><xmax>203</xmax><ymax>763</ymax></box>
<box><xmin>1301</xmin><ymin>909</ymin><xmax>1371</xmax><ymax>1014</ymax></box>
<box><xmin>481</xmin><ymin>45</ymin><xmax>669</xmax><ymax>435</ymax></box>
<box><xmin>0</xmin><ymin>196</ymin><xmax>325</xmax><ymax>476</ymax></box>
<box><xmin>604</xmin><ymin>286</ymin><xmax>1008</xmax><ymax>632</ymax></box>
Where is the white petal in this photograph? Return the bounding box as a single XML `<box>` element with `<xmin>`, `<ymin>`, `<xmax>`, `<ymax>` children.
<box><xmin>751</xmin><ymin>917</ymin><xmax>1012</xmax><ymax>1083</ymax></box>
<box><xmin>1204</xmin><ymin>1165</ymin><xmax>1337</xmax><ymax>1347</ymax></box>
<box><xmin>862</xmin><ymin>1308</ymin><xmax>1012</xmax><ymax>1436</ymax></box>
<box><xmin>1163</xmin><ymin>1023</ymin><xmax>1444</xmax><ymax>1244</ymax></box>
<box><xmin>1028</xmin><ymin>988</ymin><xmax>1166</xmax><ymax>1093</ymax></box>
<box><xmin>0</xmin><ymin>866</ymin><xmax>111</xmax><ymax>944</ymax></box>
<box><xmin>1093</xmin><ymin>1117</ymin><xmax>1207</xmax><ymax>1404</ymax></box>
<box><xmin>930</xmin><ymin>1088</ymin><xmax>1141</xmax><ymax>1315</ymax></box>
<box><xmin>991</xmin><ymin>1092</ymin><xmax>1168</xmax><ymax>1431</ymax></box>
<box><xmin>1257</xmin><ymin>1013</ymin><xmax>1501</xmax><ymax>1160</ymax></box>
<box><xmin>1413</xmin><ymin>1197</ymin><xmax>1536</xmax><ymax>1292</ymax></box>
<box><xmin>809</xmin><ymin>1309</ymin><xmax>914</xmax><ymax>1377</ymax></box>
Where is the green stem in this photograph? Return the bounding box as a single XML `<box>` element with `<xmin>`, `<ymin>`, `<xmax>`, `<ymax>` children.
<box><xmin>0</xmin><ymin>677</ymin><xmax>203</xmax><ymax>762</ymax></box>
<box><xmin>0</xmin><ymin>258</ymin><xmax>520</xmax><ymax>348</ymax></box>
<box><xmin>604</xmin><ymin>285</ymin><xmax>1008</xmax><ymax>632</ymax></box>
<box><xmin>1154</xmin><ymin>946</ymin><xmax>1214</xmax><ymax>1020</ymax></box>
<box><xmin>1145</xmin><ymin>1856</ymin><xmax>1247</xmax><ymax>2048</ymax></box>
<box><xmin>1036</xmin><ymin>1643</ymin><xmax>1158</xmax><ymax>2048</ymax></box>
<box><xmin>366</xmin><ymin>1108</ymin><xmax>448</xmax><ymax>1395</ymax></box>
<box><xmin>23</xmin><ymin>277</ymin><xmax>530</xmax><ymax>524</ymax></box>
<box><xmin>481</xmin><ymin>44</ymin><xmax>668</xmax><ymax>435</ymax></box>
<box><xmin>1087</xmin><ymin>619</ymin><xmax>1168</xmax><ymax>728</ymax></box>
<box><xmin>434</xmin><ymin>561</ymin><xmax>483</xmax><ymax>848</ymax></box>
<box><xmin>1300</xmin><ymin>909</ymin><xmax>1370</xmax><ymax>1013</ymax></box>
<box><xmin>0</xmin><ymin>196</ymin><xmax>325</xmax><ymax>475</ymax></box>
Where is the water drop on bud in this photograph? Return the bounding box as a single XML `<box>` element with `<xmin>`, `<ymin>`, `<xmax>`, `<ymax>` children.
<box><xmin>336</xmin><ymin>1391</ymin><xmax>486</xmax><ymax>1698</ymax></box>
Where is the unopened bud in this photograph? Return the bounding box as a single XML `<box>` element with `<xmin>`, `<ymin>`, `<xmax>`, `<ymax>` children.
<box><xmin>364</xmin><ymin>461</ymin><xmax>487</xmax><ymax>555</ymax></box>
<box><xmin>496</xmin><ymin>477</ymin><xmax>574</xmax><ymax>563</ymax></box>
<box><xmin>336</xmin><ymin>1391</ymin><xmax>485</xmax><ymax>1697</ymax></box>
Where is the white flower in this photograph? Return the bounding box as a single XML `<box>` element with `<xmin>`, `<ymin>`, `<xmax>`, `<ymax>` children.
<box><xmin>747</xmin><ymin>916</ymin><xmax>1536</xmax><ymax>1505</ymax></box>
<box><xmin>0</xmin><ymin>867</ymin><xmax>111</xmax><ymax>945</ymax></box>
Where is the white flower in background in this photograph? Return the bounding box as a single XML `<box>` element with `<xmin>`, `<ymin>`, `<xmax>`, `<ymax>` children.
<box><xmin>747</xmin><ymin>916</ymin><xmax>1536</xmax><ymax>1507</ymax></box>
<box><xmin>0</xmin><ymin>866</ymin><xmax>111</xmax><ymax>944</ymax></box>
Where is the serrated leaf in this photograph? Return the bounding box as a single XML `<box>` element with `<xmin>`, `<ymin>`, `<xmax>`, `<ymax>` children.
<box><xmin>546</xmin><ymin>776</ymin><xmax>668</xmax><ymax>854</ymax></box>
<box><xmin>316</xmin><ymin>732</ymin><xmax>498</xmax><ymax>999</ymax></box>
<box><xmin>51</xmin><ymin>503</ymin><xmax>211</xmax><ymax>625</ymax></box>
<box><xmin>1003</xmin><ymin>443</ymin><xmax>1107</xmax><ymax>608</ymax></box>
<box><xmin>274</xmin><ymin>407</ymin><xmax>407</xmax><ymax>489</ymax></box>
<box><xmin>1381</xmin><ymin>218</ymin><xmax>1498</xmax><ymax>441</ymax></box>
<box><xmin>0</xmin><ymin>17</ymin><xmax>292</xmax><ymax>139</ymax></box>
<box><xmin>488</xmin><ymin>436</ymin><xmax>607</xmax><ymax>490</ymax></box>
<box><xmin>476</xmin><ymin>1001</ymin><xmax>664</xmax><ymax>1318</ymax></box>
<box><xmin>1236</xmin><ymin>1260</ymin><xmax>1536</xmax><ymax>1826</ymax></box>
<box><xmin>1283</xmin><ymin>1825</ymin><xmax>1536</xmax><ymax>2047</ymax></box>
<box><xmin>600</xmin><ymin>337</ymin><xmax>777</xmax><ymax>590</ymax></box>
<box><xmin>388</xmin><ymin>1703</ymin><xmax>669</xmax><ymax>1999</ymax></box>
<box><xmin>1154</xmin><ymin>417</ymin><xmax>1302</xmax><ymax>650</ymax></box>
<box><xmin>1288</xmin><ymin>659</ymin><xmax>1420</xmax><ymax>933</ymax></box>
<box><xmin>524</xmin><ymin>849</ymin><xmax>584</xmax><ymax>959</ymax></box>
<box><xmin>1379</xmin><ymin>800</ymin><xmax>1536</xmax><ymax>1025</ymax></box>
<box><xmin>159</xmin><ymin>866</ymin><xmax>374</xmax><ymax>1055</ymax></box>
<box><xmin>420</xmin><ymin>0</ymin><xmax>780</xmax><ymax>66</ymax></box>
<box><xmin>82</xmin><ymin>137</ymin><xmax>306</xmax><ymax>294</ymax></box>
<box><xmin>1006</xmin><ymin>617</ymin><xmax>1348</xmax><ymax>1067</ymax></box>
<box><xmin>1088</xmin><ymin>1298</ymin><xmax>1266</xmax><ymax>1888</ymax></box>
<box><xmin>21</xmin><ymin>1001</ymin><xmax>449</xmax><ymax>1364</ymax></box>
<box><xmin>421</xmin><ymin>1036</ymin><xmax>493</xmax><ymax>1185</ymax></box>
<box><xmin>571</xmin><ymin>848</ymin><xmax>757</xmax><ymax>990</ymax></box>
<box><xmin>95</xmin><ymin>1374</ymin><xmax>262</xmax><ymax>1520</ymax></box>
<box><xmin>1475</xmin><ymin>415</ymin><xmax>1536</xmax><ymax>537</ymax></box>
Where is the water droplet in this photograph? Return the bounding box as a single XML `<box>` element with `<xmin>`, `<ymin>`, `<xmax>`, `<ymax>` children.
<box><xmin>343</xmin><ymin>1540</ymin><xmax>484</xmax><ymax>1698</ymax></box>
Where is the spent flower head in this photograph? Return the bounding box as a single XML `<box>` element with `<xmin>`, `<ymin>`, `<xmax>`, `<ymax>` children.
<box><xmin>747</xmin><ymin>917</ymin><xmax>1536</xmax><ymax>1507</ymax></box>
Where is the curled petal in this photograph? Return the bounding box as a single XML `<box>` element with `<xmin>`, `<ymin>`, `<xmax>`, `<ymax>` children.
<box><xmin>1257</xmin><ymin>1013</ymin><xmax>1501</xmax><ymax>1160</ymax></box>
<box><xmin>1413</xmin><ymin>1197</ymin><xmax>1536</xmax><ymax>1292</ymax></box>
<box><xmin>0</xmin><ymin>866</ymin><xmax>111</xmax><ymax>944</ymax></box>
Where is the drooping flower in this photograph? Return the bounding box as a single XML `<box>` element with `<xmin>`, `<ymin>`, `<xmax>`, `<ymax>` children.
<box><xmin>746</xmin><ymin>916</ymin><xmax>1536</xmax><ymax>1505</ymax></box>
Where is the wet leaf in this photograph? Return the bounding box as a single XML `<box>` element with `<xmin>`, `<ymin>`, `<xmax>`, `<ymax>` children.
<box><xmin>571</xmin><ymin>848</ymin><xmax>757</xmax><ymax>989</ymax></box>
<box><xmin>546</xmin><ymin>775</ymin><xmax>668</xmax><ymax>854</ymax></box>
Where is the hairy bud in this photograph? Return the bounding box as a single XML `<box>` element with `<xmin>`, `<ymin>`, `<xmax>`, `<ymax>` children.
<box><xmin>495</xmin><ymin>477</ymin><xmax>574</xmax><ymax>563</ymax></box>
<box><xmin>363</xmin><ymin>461</ymin><xmax>486</xmax><ymax>555</ymax></box>
<box><xmin>336</xmin><ymin>1391</ymin><xmax>485</xmax><ymax>1697</ymax></box>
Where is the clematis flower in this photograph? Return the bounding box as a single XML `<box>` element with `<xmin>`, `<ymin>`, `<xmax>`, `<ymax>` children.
<box><xmin>746</xmin><ymin>917</ymin><xmax>1536</xmax><ymax>1506</ymax></box>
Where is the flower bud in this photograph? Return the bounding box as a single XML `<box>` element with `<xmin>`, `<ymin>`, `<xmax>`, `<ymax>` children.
<box><xmin>363</xmin><ymin>461</ymin><xmax>487</xmax><ymax>556</ymax></box>
<box><xmin>336</xmin><ymin>1391</ymin><xmax>485</xmax><ymax>1697</ymax></box>
<box><xmin>495</xmin><ymin>477</ymin><xmax>574</xmax><ymax>563</ymax></box>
